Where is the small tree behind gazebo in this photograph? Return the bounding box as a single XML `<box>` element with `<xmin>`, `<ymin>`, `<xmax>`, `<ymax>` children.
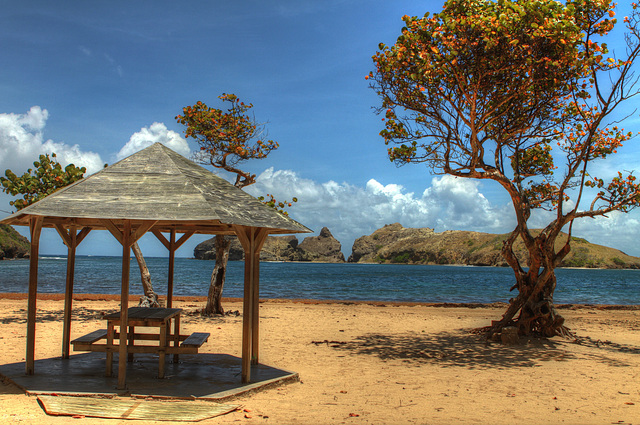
<box><xmin>177</xmin><ymin>94</ymin><xmax>291</xmax><ymax>316</ymax></box>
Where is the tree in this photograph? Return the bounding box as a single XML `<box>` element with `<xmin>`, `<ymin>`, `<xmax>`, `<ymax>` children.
<box><xmin>369</xmin><ymin>0</ymin><xmax>640</xmax><ymax>338</ymax></box>
<box><xmin>1</xmin><ymin>153</ymin><xmax>86</xmax><ymax>210</ymax></box>
<box><xmin>177</xmin><ymin>93</ymin><xmax>294</xmax><ymax>315</ymax></box>
<box><xmin>1</xmin><ymin>153</ymin><xmax>159</xmax><ymax>306</ymax></box>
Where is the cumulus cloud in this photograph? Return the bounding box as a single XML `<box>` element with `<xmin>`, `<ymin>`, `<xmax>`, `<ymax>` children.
<box><xmin>246</xmin><ymin>167</ymin><xmax>640</xmax><ymax>256</ymax></box>
<box><xmin>247</xmin><ymin>168</ymin><xmax>513</xmax><ymax>254</ymax></box>
<box><xmin>0</xmin><ymin>106</ymin><xmax>105</xmax><ymax>215</ymax></box>
<box><xmin>115</xmin><ymin>122</ymin><xmax>190</xmax><ymax>161</ymax></box>
<box><xmin>529</xmin><ymin>206</ymin><xmax>640</xmax><ymax>257</ymax></box>
<box><xmin>570</xmin><ymin>212</ymin><xmax>640</xmax><ymax>256</ymax></box>
<box><xmin>0</xmin><ymin>106</ymin><xmax>104</xmax><ymax>176</ymax></box>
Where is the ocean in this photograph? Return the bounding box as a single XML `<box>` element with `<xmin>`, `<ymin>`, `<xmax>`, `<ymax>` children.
<box><xmin>0</xmin><ymin>256</ymin><xmax>638</xmax><ymax>305</ymax></box>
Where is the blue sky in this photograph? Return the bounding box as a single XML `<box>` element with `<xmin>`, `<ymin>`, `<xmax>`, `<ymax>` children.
<box><xmin>1</xmin><ymin>0</ymin><xmax>640</xmax><ymax>258</ymax></box>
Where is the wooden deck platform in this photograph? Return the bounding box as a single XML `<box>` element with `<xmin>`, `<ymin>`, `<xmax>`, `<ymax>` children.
<box><xmin>0</xmin><ymin>352</ymin><xmax>298</xmax><ymax>400</ymax></box>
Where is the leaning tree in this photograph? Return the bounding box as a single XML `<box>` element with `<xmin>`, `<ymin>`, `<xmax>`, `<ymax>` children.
<box><xmin>1</xmin><ymin>153</ymin><xmax>160</xmax><ymax>306</ymax></box>
<box><xmin>176</xmin><ymin>93</ymin><xmax>295</xmax><ymax>315</ymax></box>
<box><xmin>369</xmin><ymin>0</ymin><xmax>640</xmax><ymax>338</ymax></box>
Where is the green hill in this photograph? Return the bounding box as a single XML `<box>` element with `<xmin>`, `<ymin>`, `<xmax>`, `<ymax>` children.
<box><xmin>0</xmin><ymin>224</ymin><xmax>30</xmax><ymax>260</ymax></box>
<box><xmin>348</xmin><ymin>223</ymin><xmax>640</xmax><ymax>269</ymax></box>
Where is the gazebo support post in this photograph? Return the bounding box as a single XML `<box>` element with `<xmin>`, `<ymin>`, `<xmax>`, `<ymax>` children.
<box><xmin>235</xmin><ymin>226</ymin><xmax>267</xmax><ymax>384</ymax></box>
<box><xmin>251</xmin><ymin>247</ymin><xmax>261</xmax><ymax>365</ymax></box>
<box><xmin>151</xmin><ymin>229</ymin><xmax>194</xmax><ymax>308</ymax></box>
<box><xmin>26</xmin><ymin>216</ymin><xmax>43</xmax><ymax>375</ymax></box>
<box><xmin>102</xmin><ymin>219</ymin><xmax>156</xmax><ymax>389</ymax></box>
<box><xmin>167</xmin><ymin>229</ymin><xmax>176</xmax><ymax>308</ymax></box>
<box><xmin>61</xmin><ymin>226</ymin><xmax>77</xmax><ymax>359</ymax></box>
<box><xmin>118</xmin><ymin>220</ymin><xmax>132</xmax><ymax>390</ymax></box>
<box><xmin>55</xmin><ymin>225</ymin><xmax>92</xmax><ymax>359</ymax></box>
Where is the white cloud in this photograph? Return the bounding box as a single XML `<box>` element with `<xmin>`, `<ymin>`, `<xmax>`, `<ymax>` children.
<box><xmin>247</xmin><ymin>168</ymin><xmax>513</xmax><ymax>254</ymax></box>
<box><xmin>529</xmin><ymin>206</ymin><xmax>640</xmax><ymax>257</ymax></box>
<box><xmin>247</xmin><ymin>167</ymin><xmax>640</xmax><ymax>257</ymax></box>
<box><xmin>104</xmin><ymin>53</ymin><xmax>124</xmax><ymax>77</ymax></box>
<box><xmin>0</xmin><ymin>106</ymin><xmax>105</xmax><ymax>215</ymax></box>
<box><xmin>115</xmin><ymin>122</ymin><xmax>190</xmax><ymax>161</ymax></box>
<box><xmin>0</xmin><ymin>106</ymin><xmax>104</xmax><ymax>176</ymax></box>
<box><xmin>574</xmin><ymin>212</ymin><xmax>640</xmax><ymax>256</ymax></box>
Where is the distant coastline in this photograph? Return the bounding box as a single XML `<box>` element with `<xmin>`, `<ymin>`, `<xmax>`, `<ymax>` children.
<box><xmin>193</xmin><ymin>223</ymin><xmax>640</xmax><ymax>270</ymax></box>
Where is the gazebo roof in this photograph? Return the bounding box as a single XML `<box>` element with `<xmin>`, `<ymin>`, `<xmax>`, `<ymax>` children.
<box><xmin>0</xmin><ymin>142</ymin><xmax>311</xmax><ymax>235</ymax></box>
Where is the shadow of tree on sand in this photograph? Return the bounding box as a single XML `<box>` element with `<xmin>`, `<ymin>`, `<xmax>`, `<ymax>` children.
<box><xmin>0</xmin><ymin>307</ymin><xmax>111</xmax><ymax>324</ymax></box>
<box><xmin>328</xmin><ymin>329</ymin><xmax>634</xmax><ymax>369</ymax></box>
<box><xmin>0</xmin><ymin>307</ymin><xmax>237</xmax><ymax>325</ymax></box>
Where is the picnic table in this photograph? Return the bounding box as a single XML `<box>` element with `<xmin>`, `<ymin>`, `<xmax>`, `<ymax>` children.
<box><xmin>71</xmin><ymin>307</ymin><xmax>209</xmax><ymax>378</ymax></box>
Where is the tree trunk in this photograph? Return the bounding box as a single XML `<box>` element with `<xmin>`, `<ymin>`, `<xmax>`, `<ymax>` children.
<box><xmin>202</xmin><ymin>235</ymin><xmax>231</xmax><ymax>316</ymax></box>
<box><xmin>485</xmin><ymin>233</ymin><xmax>571</xmax><ymax>340</ymax></box>
<box><xmin>488</xmin><ymin>272</ymin><xmax>567</xmax><ymax>338</ymax></box>
<box><xmin>132</xmin><ymin>241</ymin><xmax>159</xmax><ymax>307</ymax></box>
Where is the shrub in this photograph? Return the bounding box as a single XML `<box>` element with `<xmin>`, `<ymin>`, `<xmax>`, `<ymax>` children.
<box><xmin>391</xmin><ymin>252</ymin><xmax>411</xmax><ymax>263</ymax></box>
<box><xmin>612</xmin><ymin>257</ymin><xmax>626</xmax><ymax>266</ymax></box>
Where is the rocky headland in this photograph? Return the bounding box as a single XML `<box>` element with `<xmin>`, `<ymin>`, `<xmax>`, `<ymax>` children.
<box><xmin>194</xmin><ymin>226</ymin><xmax>345</xmax><ymax>263</ymax></box>
<box><xmin>348</xmin><ymin>223</ymin><xmax>640</xmax><ymax>269</ymax></box>
<box><xmin>0</xmin><ymin>224</ymin><xmax>29</xmax><ymax>260</ymax></box>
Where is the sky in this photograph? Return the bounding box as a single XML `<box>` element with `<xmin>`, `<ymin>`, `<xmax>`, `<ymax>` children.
<box><xmin>1</xmin><ymin>0</ymin><xmax>640</xmax><ymax>259</ymax></box>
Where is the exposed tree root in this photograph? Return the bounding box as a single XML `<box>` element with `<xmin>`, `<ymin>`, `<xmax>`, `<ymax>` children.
<box><xmin>475</xmin><ymin>305</ymin><xmax>575</xmax><ymax>341</ymax></box>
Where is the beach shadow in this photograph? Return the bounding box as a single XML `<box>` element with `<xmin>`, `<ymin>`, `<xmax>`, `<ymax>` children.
<box><xmin>0</xmin><ymin>307</ymin><xmax>242</xmax><ymax>325</ymax></box>
<box><xmin>0</xmin><ymin>377</ymin><xmax>24</xmax><ymax>395</ymax></box>
<box><xmin>329</xmin><ymin>329</ymin><xmax>633</xmax><ymax>369</ymax></box>
<box><xmin>574</xmin><ymin>334</ymin><xmax>640</xmax><ymax>356</ymax></box>
<box><xmin>0</xmin><ymin>307</ymin><xmax>110</xmax><ymax>324</ymax></box>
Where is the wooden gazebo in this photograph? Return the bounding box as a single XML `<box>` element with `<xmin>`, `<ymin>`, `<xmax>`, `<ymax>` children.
<box><xmin>0</xmin><ymin>142</ymin><xmax>311</xmax><ymax>389</ymax></box>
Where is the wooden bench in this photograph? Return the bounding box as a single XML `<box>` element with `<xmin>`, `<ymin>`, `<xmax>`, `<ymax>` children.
<box><xmin>180</xmin><ymin>332</ymin><xmax>210</xmax><ymax>348</ymax></box>
<box><xmin>71</xmin><ymin>329</ymin><xmax>108</xmax><ymax>346</ymax></box>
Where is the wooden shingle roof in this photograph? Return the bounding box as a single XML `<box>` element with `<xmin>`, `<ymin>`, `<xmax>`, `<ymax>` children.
<box><xmin>0</xmin><ymin>143</ymin><xmax>311</xmax><ymax>235</ymax></box>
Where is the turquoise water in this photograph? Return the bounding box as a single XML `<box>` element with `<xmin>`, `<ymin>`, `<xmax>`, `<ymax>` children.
<box><xmin>0</xmin><ymin>256</ymin><xmax>638</xmax><ymax>305</ymax></box>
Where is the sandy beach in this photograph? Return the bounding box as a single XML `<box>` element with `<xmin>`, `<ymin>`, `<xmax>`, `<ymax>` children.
<box><xmin>0</xmin><ymin>295</ymin><xmax>638</xmax><ymax>424</ymax></box>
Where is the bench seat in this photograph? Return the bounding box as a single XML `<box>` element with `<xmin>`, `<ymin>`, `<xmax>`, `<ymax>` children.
<box><xmin>71</xmin><ymin>329</ymin><xmax>108</xmax><ymax>345</ymax></box>
<box><xmin>180</xmin><ymin>332</ymin><xmax>210</xmax><ymax>348</ymax></box>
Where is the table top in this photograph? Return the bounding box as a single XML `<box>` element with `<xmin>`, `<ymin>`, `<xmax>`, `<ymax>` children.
<box><xmin>104</xmin><ymin>307</ymin><xmax>183</xmax><ymax>321</ymax></box>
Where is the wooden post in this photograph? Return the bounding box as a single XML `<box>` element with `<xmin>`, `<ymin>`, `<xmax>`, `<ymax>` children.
<box><xmin>252</xmin><ymin>229</ymin><xmax>266</xmax><ymax>366</ymax></box>
<box><xmin>61</xmin><ymin>226</ymin><xmax>77</xmax><ymax>359</ymax></box>
<box><xmin>251</xmin><ymin>240</ymin><xmax>261</xmax><ymax>365</ymax></box>
<box><xmin>150</xmin><ymin>229</ymin><xmax>193</xmax><ymax>309</ymax></box>
<box><xmin>118</xmin><ymin>221</ymin><xmax>131</xmax><ymax>390</ymax></box>
<box><xmin>241</xmin><ymin>238</ymin><xmax>254</xmax><ymax>383</ymax></box>
<box><xmin>167</xmin><ymin>229</ymin><xmax>176</xmax><ymax>308</ymax></box>
<box><xmin>26</xmin><ymin>216</ymin><xmax>43</xmax><ymax>375</ymax></box>
<box><xmin>55</xmin><ymin>225</ymin><xmax>90</xmax><ymax>360</ymax></box>
<box><xmin>236</xmin><ymin>226</ymin><xmax>267</xmax><ymax>383</ymax></box>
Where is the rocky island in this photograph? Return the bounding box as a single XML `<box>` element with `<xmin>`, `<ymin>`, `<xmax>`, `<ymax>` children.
<box><xmin>194</xmin><ymin>226</ymin><xmax>345</xmax><ymax>263</ymax></box>
<box><xmin>348</xmin><ymin>223</ymin><xmax>640</xmax><ymax>269</ymax></box>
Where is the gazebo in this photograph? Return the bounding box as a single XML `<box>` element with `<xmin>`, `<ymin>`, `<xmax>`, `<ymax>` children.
<box><xmin>0</xmin><ymin>142</ymin><xmax>311</xmax><ymax>389</ymax></box>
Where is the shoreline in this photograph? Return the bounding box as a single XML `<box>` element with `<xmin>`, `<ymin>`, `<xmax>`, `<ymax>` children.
<box><xmin>0</xmin><ymin>292</ymin><xmax>638</xmax><ymax>310</ymax></box>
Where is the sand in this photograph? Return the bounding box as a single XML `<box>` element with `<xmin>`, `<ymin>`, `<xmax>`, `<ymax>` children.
<box><xmin>0</xmin><ymin>296</ymin><xmax>638</xmax><ymax>424</ymax></box>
